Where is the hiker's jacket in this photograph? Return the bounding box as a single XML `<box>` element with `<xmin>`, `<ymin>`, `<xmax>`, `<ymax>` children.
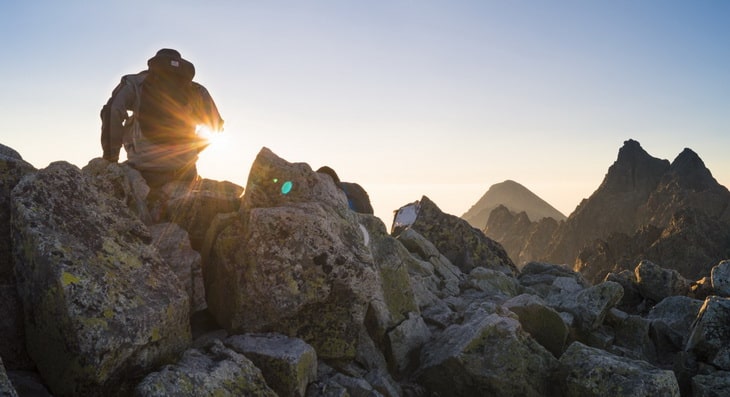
<box><xmin>105</xmin><ymin>71</ymin><xmax>223</xmax><ymax>173</ymax></box>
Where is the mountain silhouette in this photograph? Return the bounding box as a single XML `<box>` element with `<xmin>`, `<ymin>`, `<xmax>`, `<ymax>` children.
<box><xmin>462</xmin><ymin>179</ymin><xmax>566</xmax><ymax>229</ymax></box>
<box><xmin>477</xmin><ymin>140</ymin><xmax>730</xmax><ymax>283</ymax></box>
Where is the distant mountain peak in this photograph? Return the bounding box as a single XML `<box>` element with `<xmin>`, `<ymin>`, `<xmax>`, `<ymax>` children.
<box><xmin>667</xmin><ymin>147</ymin><xmax>719</xmax><ymax>192</ymax></box>
<box><xmin>461</xmin><ymin>180</ymin><xmax>566</xmax><ymax>229</ymax></box>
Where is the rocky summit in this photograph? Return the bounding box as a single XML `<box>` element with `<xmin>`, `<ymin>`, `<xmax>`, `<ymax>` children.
<box><xmin>482</xmin><ymin>139</ymin><xmax>730</xmax><ymax>284</ymax></box>
<box><xmin>2</xmin><ymin>142</ymin><xmax>730</xmax><ymax>396</ymax></box>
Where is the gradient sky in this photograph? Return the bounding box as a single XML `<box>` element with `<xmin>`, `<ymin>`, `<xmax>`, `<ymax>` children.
<box><xmin>2</xmin><ymin>1</ymin><xmax>728</xmax><ymax>225</ymax></box>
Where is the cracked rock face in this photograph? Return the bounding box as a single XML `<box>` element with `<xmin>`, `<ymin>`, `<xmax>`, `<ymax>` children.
<box><xmin>11</xmin><ymin>161</ymin><xmax>190</xmax><ymax>396</ymax></box>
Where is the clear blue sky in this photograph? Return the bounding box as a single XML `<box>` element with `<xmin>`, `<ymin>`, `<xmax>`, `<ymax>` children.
<box><xmin>2</xmin><ymin>1</ymin><xmax>728</xmax><ymax>225</ymax></box>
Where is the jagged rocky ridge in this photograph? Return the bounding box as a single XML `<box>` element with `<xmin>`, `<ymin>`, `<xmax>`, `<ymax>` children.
<box><xmin>484</xmin><ymin>139</ymin><xmax>730</xmax><ymax>284</ymax></box>
<box><xmin>1</xmin><ymin>142</ymin><xmax>730</xmax><ymax>396</ymax></box>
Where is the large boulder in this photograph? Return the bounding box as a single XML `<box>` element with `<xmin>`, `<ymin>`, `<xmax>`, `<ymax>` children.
<box><xmin>11</xmin><ymin>162</ymin><xmax>191</xmax><ymax>396</ymax></box>
<box><xmin>134</xmin><ymin>339</ymin><xmax>277</xmax><ymax>396</ymax></box>
<box><xmin>685</xmin><ymin>296</ymin><xmax>730</xmax><ymax>371</ymax></box>
<box><xmin>547</xmin><ymin>281</ymin><xmax>624</xmax><ymax>331</ymax></box>
<box><xmin>646</xmin><ymin>296</ymin><xmax>704</xmax><ymax>364</ymax></box>
<box><xmin>82</xmin><ymin>158</ymin><xmax>152</xmax><ymax>224</ymax></box>
<box><xmin>205</xmin><ymin>148</ymin><xmax>379</xmax><ymax>360</ymax></box>
<box><xmin>634</xmin><ymin>260</ymin><xmax>690</xmax><ymax>303</ymax></box>
<box><xmin>504</xmin><ymin>293</ymin><xmax>568</xmax><ymax>357</ymax></box>
<box><xmin>224</xmin><ymin>333</ymin><xmax>317</xmax><ymax>397</ymax></box>
<box><xmin>384</xmin><ymin>312</ymin><xmax>431</xmax><ymax>376</ymax></box>
<box><xmin>0</xmin><ymin>144</ymin><xmax>35</xmax><ymax>369</ymax></box>
<box><xmin>518</xmin><ymin>261</ymin><xmax>590</xmax><ymax>299</ymax></box>
<box><xmin>558</xmin><ymin>342</ymin><xmax>679</xmax><ymax>396</ymax></box>
<box><xmin>396</xmin><ymin>228</ymin><xmax>463</xmax><ymax>304</ymax></box>
<box><xmin>417</xmin><ymin>309</ymin><xmax>559</xmax><ymax>396</ymax></box>
<box><xmin>164</xmin><ymin>178</ymin><xmax>243</xmax><ymax>250</ymax></box>
<box><xmin>392</xmin><ymin>196</ymin><xmax>517</xmax><ymax>276</ymax></box>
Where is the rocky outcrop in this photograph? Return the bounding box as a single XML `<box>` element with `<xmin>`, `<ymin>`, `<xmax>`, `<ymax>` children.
<box><xmin>204</xmin><ymin>148</ymin><xmax>384</xmax><ymax>361</ymax></box>
<box><xmin>393</xmin><ymin>196</ymin><xmax>517</xmax><ymax>276</ymax></box>
<box><xmin>546</xmin><ymin>139</ymin><xmax>671</xmax><ymax>265</ymax></box>
<box><xmin>485</xmin><ymin>140</ymin><xmax>730</xmax><ymax>285</ymax></box>
<box><xmin>0</xmin><ymin>144</ymin><xmax>35</xmax><ymax>370</ymax></box>
<box><xmin>11</xmin><ymin>161</ymin><xmax>191</xmax><ymax>396</ymax></box>
<box><xmin>4</xmin><ymin>141</ymin><xmax>730</xmax><ymax>396</ymax></box>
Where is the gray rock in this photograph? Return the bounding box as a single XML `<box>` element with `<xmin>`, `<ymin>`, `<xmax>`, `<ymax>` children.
<box><xmin>225</xmin><ymin>333</ymin><xmax>317</xmax><ymax>397</ymax></box>
<box><xmin>82</xmin><ymin>158</ymin><xmax>152</xmax><ymax>224</ymax></box>
<box><xmin>149</xmin><ymin>223</ymin><xmax>206</xmax><ymax>312</ymax></box>
<box><xmin>692</xmin><ymin>370</ymin><xmax>730</xmax><ymax>397</ymax></box>
<box><xmin>548</xmin><ymin>281</ymin><xmax>624</xmax><ymax>331</ymax></box>
<box><xmin>0</xmin><ymin>145</ymin><xmax>35</xmax><ymax>369</ymax></box>
<box><xmin>604</xmin><ymin>270</ymin><xmax>644</xmax><ymax>313</ymax></box>
<box><xmin>0</xmin><ymin>358</ymin><xmax>19</xmax><ymax>397</ymax></box>
<box><xmin>164</xmin><ymin>178</ymin><xmax>243</xmax><ymax>250</ymax></box>
<box><xmin>418</xmin><ymin>310</ymin><xmax>559</xmax><ymax>396</ymax></box>
<box><xmin>647</xmin><ymin>296</ymin><xmax>704</xmax><ymax>362</ymax></box>
<box><xmin>357</xmin><ymin>215</ymin><xmax>419</xmax><ymax>347</ymax></box>
<box><xmin>205</xmin><ymin>148</ymin><xmax>379</xmax><ymax>361</ymax></box>
<box><xmin>467</xmin><ymin>266</ymin><xmax>522</xmax><ymax>299</ymax></box>
<box><xmin>710</xmin><ymin>259</ymin><xmax>730</xmax><ymax>297</ymax></box>
<box><xmin>605</xmin><ymin>310</ymin><xmax>657</xmax><ymax>363</ymax></box>
<box><xmin>134</xmin><ymin>339</ymin><xmax>277</xmax><ymax>396</ymax></box>
<box><xmin>686</xmin><ymin>296</ymin><xmax>730</xmax><ymax>370</ymax></box>
<box><xmin>397</xmin><ymin>228</ymin><xmax>463</xmax><ymax>299</ymax></box>
<box><xmin>504</xmin><ymin>293</ymin><xmax>568</xmax><ymax>357</ymax></box>
<box><xmin>634</xmin><ymin>260</ymin><xmax>690</xmax><ymax>302</ymax></box>
<box><xmin>558</xmin><ymin>342</ymin><xmax>680</xmax><ymax>396</ymax></box>
<box><xmin>11</xmin><ymin>162</ymin><xmax>191</xmax><ymax>396</ymax></box>
<box><xmin>385</xmin><ymin>312</ymin><xmax>431</xmax><ymax>375</ymax></box>
<box><xmin>518</xmin><ymin>261</ymin><xmax>590</xmax><ymax>298</ymax></box>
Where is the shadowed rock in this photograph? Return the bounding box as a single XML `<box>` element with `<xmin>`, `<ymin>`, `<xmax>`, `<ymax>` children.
<box><xmin>418</xmin><ymin>309</ymin><xmax>559</xmax><ymax>396</ymax></box>
<box><xmin>134</xmin><ymin>339</ymin><xmax>276</xmax><ymax>396</ymax></box>
<box><xmin>11</xmin><ymin>161</ymin><xmax>190</xmax><ymax>396</ymax></box>
<box><xmin>0</xmin><ymin>144</ymin><xmax>35</xmax><ymax>370</ymax></box>
<box><xmin>685</xmin><ymin>296</ymin><xmax>730</xmax><ymax>371</ymax></box>
<box><xmin>558</xmin><ymin>342</ymin><xmax>679</xmax><ymax>396</ymax></box>
<box><xmin>205</xmin><ymin>148</ymin><xmax>380</xmax><ymax>360</ymax></box>
<box><xmin>225</xmin><ymin>333</ymin><xmax>317</xmax><ymax>397</ymax></box>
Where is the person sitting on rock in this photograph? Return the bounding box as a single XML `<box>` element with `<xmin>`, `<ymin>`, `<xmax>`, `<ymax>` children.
<box><xmin>100</xmin><ymin>48</ymin><xmax>223</xmax><ymax>187</ymax></box>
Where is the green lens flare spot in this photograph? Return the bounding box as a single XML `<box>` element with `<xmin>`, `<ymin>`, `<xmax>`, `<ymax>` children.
<box><xmin>273</xmin><ymin>178</ymin><xmax>279</xmax><ymax>183</ymax></box>
<box><xmin>281</xmin><ymin>181</ymin><xmax>293</xmax><ymax>195</ymax></box>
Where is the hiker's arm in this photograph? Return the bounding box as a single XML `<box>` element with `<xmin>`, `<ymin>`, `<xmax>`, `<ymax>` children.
<box><xmin>193</xmin><ymin>84</ymin><xmax>224</xmax><ymax>132</ymax></box>
<box><xmin>106</xmin><ymin>84</ymin><xmax>136</xmax><ymax>161</ymax></box>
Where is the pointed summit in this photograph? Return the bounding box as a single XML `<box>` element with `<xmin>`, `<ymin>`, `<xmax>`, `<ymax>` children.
<box><xmin>462</xmin><ymin>180</ymin><xmax>566</xmax><ymax>229</ymax></box>
<box><xmin>597</xmin><ymin>139</ymin><xmax>670</xmax><ymax>195</ymax></box>
<box><xmin>668</xmin><ymin>148</ymin><xmax>718</xmax><ymax>191</ymax></box>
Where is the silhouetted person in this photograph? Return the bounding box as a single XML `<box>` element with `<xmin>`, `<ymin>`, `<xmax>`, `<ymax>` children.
<box><xmin>101</xmin><ymin>48</ymin><xmax>223</xmax><ymax>187</ymax></box>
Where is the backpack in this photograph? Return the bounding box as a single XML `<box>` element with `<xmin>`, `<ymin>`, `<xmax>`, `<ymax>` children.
<box><xmin>100</xmin><ymin>55</ymin><xmax>197</xmax><ymax>155</ymax></box>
